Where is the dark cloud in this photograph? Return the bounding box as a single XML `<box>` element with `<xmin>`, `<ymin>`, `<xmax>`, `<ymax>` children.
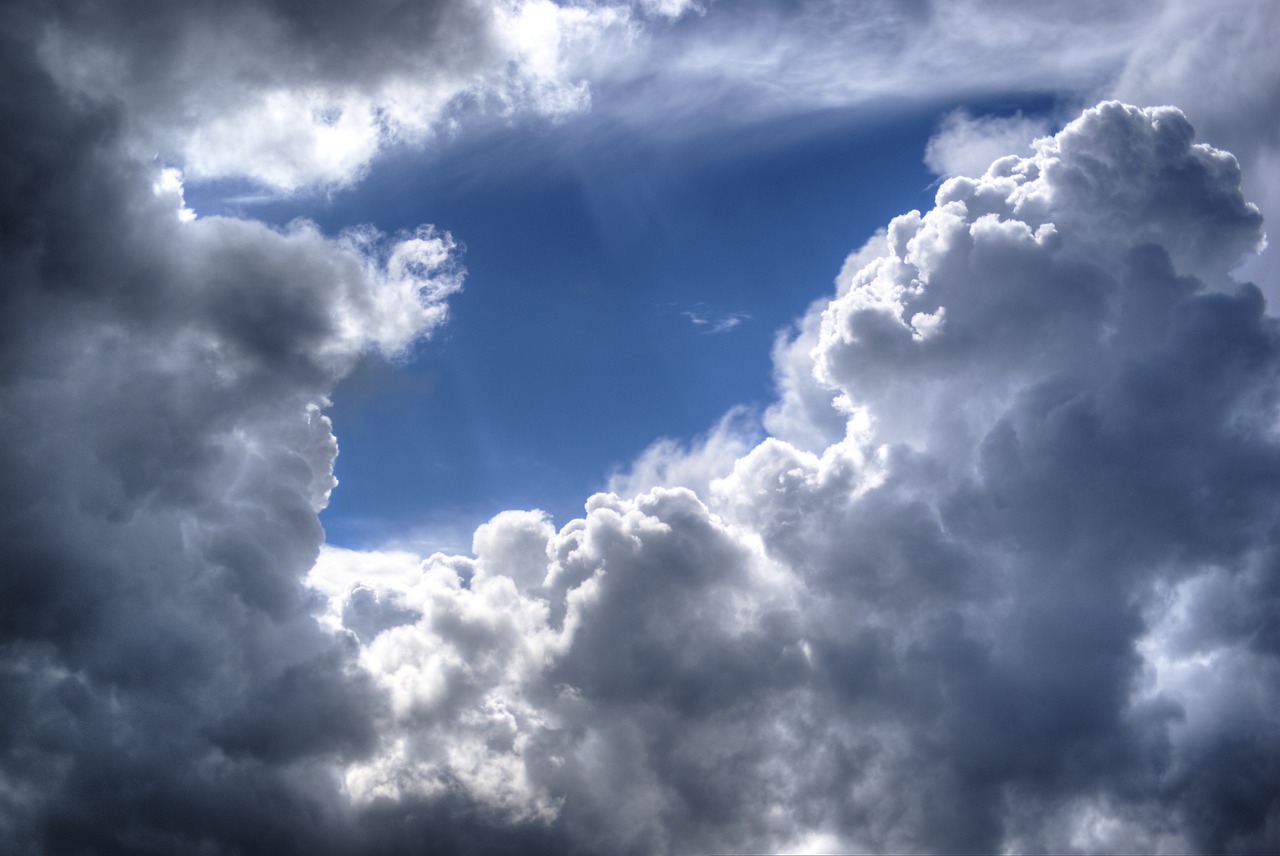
<box><xmin>0</xmin><ymin>10</ymin><xmax>458</xmax><ymax>853</ymax></box>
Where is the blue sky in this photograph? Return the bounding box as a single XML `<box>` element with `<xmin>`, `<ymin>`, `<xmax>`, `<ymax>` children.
<box><xmin>197</xmin><ymin>101</ymin><xmax>1041</xmax><ymax>549</ymax></box>
<box><xmin>6</xmin><ymin>2</ymin><xmax>1280</xmax><ymax>854</ymax></box>
<box><xmin>324</xmin><ymin>107</ymin><xmax>944</xmax><ymax>546</ymax></box>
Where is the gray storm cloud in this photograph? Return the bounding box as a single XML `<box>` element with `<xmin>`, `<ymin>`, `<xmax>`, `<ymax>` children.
<box><xmin>0</xmin><ymin>12</ymin><xmax>461</xmax><ymax>851</ymax></box>
<box><xmin>3</xmin><ymin>1</ymin><xmax>1279</xmax><ymax>854</ymax></box>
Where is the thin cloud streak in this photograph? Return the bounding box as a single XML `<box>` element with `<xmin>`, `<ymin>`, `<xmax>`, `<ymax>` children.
<box><xmin>681</xmin><ymin>307</ymin><xmax>753</xmax><ymax>333</ymax></box>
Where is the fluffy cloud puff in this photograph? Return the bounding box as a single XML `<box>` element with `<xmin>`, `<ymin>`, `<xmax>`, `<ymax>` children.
<box><xmin>917</xmin><ymin>0</ymin><xmax>1279</xmax><ymax>296</ymax></box>
<box><xmin>310</xmin><ymin>103</ymin><xmax>1278</xmax><ymax>853</ymax></box>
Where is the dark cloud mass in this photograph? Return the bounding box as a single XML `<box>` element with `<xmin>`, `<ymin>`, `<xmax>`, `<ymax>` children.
<box><xmin>2</xmin><ymin>1</ymin><xmax>1279</xmax><ymax>854</ymax></box>
<box><xmin>0</xmin><ymin>8</ymin><xmax>458</xmax><ymax>852</ymax></box>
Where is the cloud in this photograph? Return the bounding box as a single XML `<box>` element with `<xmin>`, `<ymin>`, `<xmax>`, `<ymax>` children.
<box><xmin>0</xmin><ymin>17</ymin><xmax>461</xmax><ymax>852</ymax></box>
<box><xmin>603</xmin><ymin>0</ymin><xmax>1280</xmax><ymax>296</ymax></box>
<box><xmin>1107</xmin><ymin>0</ymin><xmax>1280</xmax><ymax>295</ymax></box>
<box><xmin>4</xmin><ymin>0</ymin><xmax>1279</xmax><ymax>851</ymax></box>
<box><xmin>299</xmin><ymin>103</ymin><xmax>1278</xmax><ymax>853</ymax></box>
<box><xmin>33</xmin><ymin>0</ymin><xmax>661</xmax><ymax>191</ymax></box>
<box><xmin>924</xmin><ymin>109</ymin><xmax>1053</xmax><ymax>178</ymax></box>
<box><xmin>32</xmin><ymin>0</ymin><xmax>1278</xmax><ymax>289</ymax></box>
<box><xmin>594</xmin><ymin>0</ymin><xmax>1153</xmax><ymax>126</ymax></box>
<box><xmin>607</xmin><ymin>405</ymin><xmax>761</xmax><ymax>500</ymax></box>
<box><xmin>679</xmin><ymin>305</ymin><xmax>753</xmax><ymax>333</ymax></box>
<box><xmin>763</xmin><ymin>234</ymin><xmax>889</xmax><ymax>454</ymax></box>
<box><xmin>911</xmin><ymin>0</ymin><xmax>1280</xmax><ymax>295</ymax></box>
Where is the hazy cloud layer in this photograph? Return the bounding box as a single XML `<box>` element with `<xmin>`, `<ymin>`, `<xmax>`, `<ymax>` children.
<box><xmin>912</xmin><ymin>0</ymin><xmax>1279</xmax><ymax>293</ymax></box>
<box><xmin>309</xmin><ymin>104</ymin><xmax>1277</xmax><ymax>853</ymax></box>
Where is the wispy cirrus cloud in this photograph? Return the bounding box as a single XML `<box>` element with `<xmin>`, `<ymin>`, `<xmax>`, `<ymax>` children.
<box><xmin>680</xmin><ymin>305</ymin><xmax>753</xmax><ymax>333</ymax></box>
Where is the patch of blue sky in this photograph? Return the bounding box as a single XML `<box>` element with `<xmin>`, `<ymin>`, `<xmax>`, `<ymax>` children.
<box><xmin>187</xmin><ymin>93</ymin><xmax>1063</xmax><ymax>552</ymax></box>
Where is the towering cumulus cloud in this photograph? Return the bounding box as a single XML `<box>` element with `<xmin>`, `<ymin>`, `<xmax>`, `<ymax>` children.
<box><xmin>311</xmin><ymin>103</ymin><xmax>1278</xmax><ymax>853</ymax></box>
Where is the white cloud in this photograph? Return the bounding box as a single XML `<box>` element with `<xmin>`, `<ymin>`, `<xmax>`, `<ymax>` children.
<box><xmin>150</xmin><ymin>166</ymin><xmax>197</xmax><ymax>221</ymax></box>
<box><xmin>924</xmin><ymin>109</ymin><xmax>1053</xmax><ymax>178</ymax></box>
<box><xmin>1107</xmin><ymin>0</ymin><xmax>1280</xmax><ymax>295</ymax></box>
<box><xmin>910</xmin><ymin>0</ymin><xmax>1279</xmax><ymax>294</ymax></box>
<box><xmin>593</xmin><ymin>0</ymin><xmax>1155</xmax><ymax>127</ymax></box>
<box><xmin>180</xmin><ymin>88</ymin><xmax>388</xmax><ymax>191</ymax></box>
<box><xmin>607</xmin><ymin>405</ymin><xmax>760</xmax><ymax>500</ymax></box>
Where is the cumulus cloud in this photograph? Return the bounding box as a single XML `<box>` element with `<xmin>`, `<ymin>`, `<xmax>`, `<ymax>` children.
<box><xmin>1107</xmin><ymin>0</ymin><xmax>1280</xmax><ymax>294</ymax></box>
<box><xmin>0</xmin><ymin>11</ymin><xmax>461</xmax><ymax>852</ymax></box>
<box><xmin>296</xmin><ymin>103</ymin><xmax>1278</xmax><ymax>853</ymax></box>
<box><xmin>909</xmin><ymin>0</ymin><xmax>1280</xmax><ymax>294</ymax></box>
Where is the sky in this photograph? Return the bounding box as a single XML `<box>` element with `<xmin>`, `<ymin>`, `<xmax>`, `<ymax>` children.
<box><xmin>259</xmin><ymin>104</ymin><xmax>952</xmax><ymax>549</ymax></box>
<box><xmin>2</xmin><ymin>1</ymin><xmax>1279</xmax><ymax>854</ymax></box>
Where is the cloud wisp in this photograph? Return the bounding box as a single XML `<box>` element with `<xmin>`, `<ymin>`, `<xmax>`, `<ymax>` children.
<box><xmin>678</xmin><ymin>304</ymin><xmax>754</xmax><ymax>334</ymax></box>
